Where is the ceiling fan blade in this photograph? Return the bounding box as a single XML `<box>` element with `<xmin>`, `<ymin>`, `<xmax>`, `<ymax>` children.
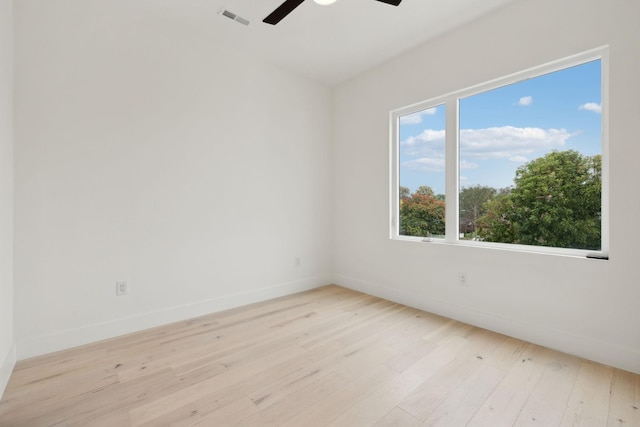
<box><xmin>374</xmin><ymin>0</ymin><xmax>402</xmax><ymax>5</ymax></box>
<box><xmin>263</xmin><ymin>0</ymin><xmax>306</xmax><ymax>25</ymax></box>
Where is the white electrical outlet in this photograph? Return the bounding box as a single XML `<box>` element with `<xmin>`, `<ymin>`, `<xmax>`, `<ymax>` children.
<box><xmin>116</xmin><ymin>281</ymin><xmax>129</xmax><ymax>296</ymax></box>
<box><xmin>458</xmin><ymin>272</ymin><xmax>469</xmax><ymax>287</ymax></box>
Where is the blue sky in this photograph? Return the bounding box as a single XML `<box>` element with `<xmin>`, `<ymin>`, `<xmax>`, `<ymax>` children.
<box><xmin>399</xmin><ymin>59</ymin><xmax>602</xmax><ymax>194</ymax></box>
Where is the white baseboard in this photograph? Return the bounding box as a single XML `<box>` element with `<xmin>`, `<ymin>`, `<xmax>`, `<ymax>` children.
<box><xmin>17</xmin><ymin>276</ymin><xmax>330</xmax><ymax>360</ymax></box>
<box><xmin>336</xmin><ymin>274</ymin><xmax>640</xmax><ymax>375</ymax></box>
<box><xmin>0</xmin><ymin>343</ymin><xmax>16</xmax><ymax>400</ymax></box>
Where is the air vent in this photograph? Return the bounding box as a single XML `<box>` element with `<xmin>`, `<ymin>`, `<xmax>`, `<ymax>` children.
<box><xmin>219</xmin><ymin>9</ymin><xmax>250</xmax><ymax>26</ymax></box>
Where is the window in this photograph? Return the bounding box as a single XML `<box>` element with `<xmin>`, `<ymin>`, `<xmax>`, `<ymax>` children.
<box><xmin>391</xmin><ymin>48</ymin><xmax>608</xmax><ymax>257</ymax></box>
<box><xmin>398</xmin><ymin>105</ymin><xmax>446</xmax><ymax>239</ymax></box>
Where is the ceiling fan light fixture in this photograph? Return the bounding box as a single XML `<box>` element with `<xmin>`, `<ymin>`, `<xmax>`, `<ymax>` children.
<box><xmin>264</xmin><ymin>0</ymin><xmax>400</xmax><ymax>25</ymax></box>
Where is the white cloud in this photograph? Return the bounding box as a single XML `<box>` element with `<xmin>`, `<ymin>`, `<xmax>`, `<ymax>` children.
<box><xmin>402</xmin><ymin>156</ymin><xmax>477</xmax><ymax>173</ymax></box>
<box><xmin>579</xmin><ymin>102</ymin><xmax>602</xmax><ymax>113</ymax></box>
<box><xmin>460</xmin><ymin>126</ymin><xmax>572</xmax><ymax>159</ymax></box>
<box><xmin>400</xmin><ymin>129</ymin><xmax>445</xmax><ymax>162</ymax></box>
<box><xmin>517</xmin><ymin>96</ymin><xmax>533</xmax><ymax>106</ymax></box>
<box><xmin>399</xmin><ymin>107</ymin><xmax>438</xmax><ymax>124</ymax></box>
<box><xmin>400</xmin><ymin>126</ymin><xmax>574</xmax><ymax>173</ymax></box>
<box><xmin>402</xmin><ymin>129</ymin><xmax>445</xmax><ymax>145</ymax></box>
<box><xmin>401</xmin><ymin>157</ymin><xmax>445</xmax><ymax>173</ymax></box>
<box><xmin>460</xmin><ymin>160</ymin><xmax>479</xmax><ymax>169</ymax></box>
<box><xmin>509</xmin><ymin>155</ymin><xmax>528</xmax><ymax>163</ymax></box>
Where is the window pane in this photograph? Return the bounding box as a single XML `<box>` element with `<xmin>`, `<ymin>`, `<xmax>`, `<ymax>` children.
<box><xmin>398</xmin><ymin>105</ymin><xmax>446</xmax><ymax>239</ymax></box>
<box><xmin>459</xmin><ymin>60</ymin><xmax>602</xmax><ymax>250</ymax></box>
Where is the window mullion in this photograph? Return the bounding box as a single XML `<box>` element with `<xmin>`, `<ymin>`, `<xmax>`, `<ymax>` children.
<box><xmin>445</xmin><ymin>98</ymin><xmax>459</xmax><ymax>243</ymax></box>
<box><xmin>389</xmin><ymin>113</ymin><xmax>399</xmax><ymax>238</ymax></box>
<box><xmin>597</xmin><ymin>49</ymin><xmax>610</xmax><ymax>257</ymax></box>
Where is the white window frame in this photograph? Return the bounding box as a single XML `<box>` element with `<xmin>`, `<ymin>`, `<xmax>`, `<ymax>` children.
<box><xmin>390</xmin><ymin>46</ymin><xmax>609</xmax><ymax>259</ymax></box>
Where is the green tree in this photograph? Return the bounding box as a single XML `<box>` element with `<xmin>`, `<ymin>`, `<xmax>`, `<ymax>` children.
<box><xmin>399</xmin><ymin>186</ymin><xmax>411</xmax><ymax>200</ymax></box>
<box><xmin>477</xmin><ymin>150</ymin><xmax>601</xmax><ymax>250</ymax></box>
<box><xmin>459</xmin><ymin>185</ymin><xmax>497</xmax><ymax>235</ymax></box>
<box><xmin>399</xmin><ymin>187</ymin><xmax>445</xmax><ymax>237</ymax></box>
<box><xmin>475</xmin><ymin>192</ymin><xmax>516</xmax><ymax>243</ymax></box>
<box><xmin>415</xmin><ymin>185</ymin><xmax>435</xmax><ymax>196</ymax></box>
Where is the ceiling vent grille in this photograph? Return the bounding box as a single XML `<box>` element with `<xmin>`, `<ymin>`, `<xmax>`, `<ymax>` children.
<box><xmin>220</xmin><ymin>9</ymin><xmax>250</xmax><ymax>26</ymax></box>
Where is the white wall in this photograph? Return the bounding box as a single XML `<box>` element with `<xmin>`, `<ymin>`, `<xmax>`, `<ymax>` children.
<box><xmin>14</xmin><ymin>0</ymin><xmax>333</xmax><ymax>358</ymax></box>
<box><xmin>333</xmin><ymin>0</ymin><xmax>640</xmax><ymax>373</ymax></box>
<box><xmin>0</xmin><ymin>0</ymin><xmax>15</xmax><ymax>399</ymax></box>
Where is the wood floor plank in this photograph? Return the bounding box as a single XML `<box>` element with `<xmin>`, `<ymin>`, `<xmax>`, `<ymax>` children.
<box><xmin>64</xmin><ymin>368</ymin><xmax>181</xmax><ymax>426</ymax></box>
<box><xmin>0</xmin><ymin>285</ymin><xmax>637</xmax><ymax>427</ymax></box>
<box><xmin>398</xmin><ymin>328</ymin><xmax>507</xmax><ymax>421</ymax></box>
<box><xmin>5</xmin><ymin>348</ymin><xmax>111</xmax><ymax>406</ymax></box>
<box><xmin>420</xmin><ymin>363</ymin><xmax>506</xmax><ymax>426</ymax></box>
<box><xmin>280</xmin><ymin>364</ymin><xmax>397</xmax><ymax>427</ymax></box>
<box><xmin>512</xmin><ymin>351</ymin><xmax>583</xmax><ymax>426</ymax></box>
<box><xmin>235</xmin><ymin>372</ymin><xmax>349</xmax><ymax>426</ymax></box>
<box><xmin>325</xmin><ymin>334</ymin><xmax>474</xmax><ymax>427</ymax></box>
<box><xmin>483</xmin><ymin>337</ymin><xmax>530</xmax><ymax>370</ymax></box>
<box><xmin>606</xmin><ymin>368</ymin><xmax>640</xmax><ymax>427</ymax></box>
<box><xmin>466</xmin><ymin>344</ymin><xmax>549</xmax><ymax>427</ymax></box>
<box><xmin>127</xmin><ymin>343</ymin><xmax>309</xmax><ymax>426</ymax></box>
<box><xmin>170</xmin><ymin>397</ymin><xmax>259</xmax><ymax>427</ymax></box>
<box><xmin>559</xmin><ymin>361</ymin><xmax>613</xmax><ymax>427</ymax></box>
<box><xmin>373</xmin><ymin>407</ymin><xmax>422</xmax><ymax>427</ymax></box>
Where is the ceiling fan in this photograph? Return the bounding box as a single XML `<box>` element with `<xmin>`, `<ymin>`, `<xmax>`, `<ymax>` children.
<box><xmin>263</xmin><ymin>0</ymin><xmax>403</xmax><ymax>25</ymax></box>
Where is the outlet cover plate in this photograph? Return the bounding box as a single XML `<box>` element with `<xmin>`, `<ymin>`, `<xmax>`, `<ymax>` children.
<box><xmin>116</xmin><ymin>281</ymin><xmax>129</xmax><ymax>296</ymax></box>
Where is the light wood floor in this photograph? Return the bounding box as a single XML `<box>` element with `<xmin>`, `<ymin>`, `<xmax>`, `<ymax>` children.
<box><xmin>1</xmin><ymin>285</ymin><xmax>638</xmax><ymax>426</ymax></box>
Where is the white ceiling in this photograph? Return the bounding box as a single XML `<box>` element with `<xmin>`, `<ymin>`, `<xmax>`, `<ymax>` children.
<box><xmin>132</xmin><ymin>0</ymin><xmax>520</xmax><ymax>86</ymax></box>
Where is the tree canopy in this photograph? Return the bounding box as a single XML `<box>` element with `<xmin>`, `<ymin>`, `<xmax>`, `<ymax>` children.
<box><xmin>459</xmin><ymin>185</ymin><xmax>496</xmax><ymax>233</ymax></box>
<box><xmin>399</xmin><ymin>186</ymin><xmax>445</xmax><ymax>237</ymax></box>
<box><xmin>476</xmin><ymin>150</ymin><xmax>601</xmax><ymax>250</ymax></box>
<box><xmin>400</xmin><ymin>150</ymin><xmax>602</xmax><ymax>250</ymax></box>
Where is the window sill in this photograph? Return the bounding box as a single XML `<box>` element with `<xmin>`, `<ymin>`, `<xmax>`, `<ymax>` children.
<box><xmin>391</xmin><ymin>235</ymin><xmax>608</xmax><ymax>260</ymax></box>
